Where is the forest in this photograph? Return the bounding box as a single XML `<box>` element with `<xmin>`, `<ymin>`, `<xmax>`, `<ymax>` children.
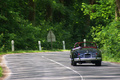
<box><xmin>0</xmin><ymin>0</ymin><xmax>120</xmax><ymax>61</ymax></box>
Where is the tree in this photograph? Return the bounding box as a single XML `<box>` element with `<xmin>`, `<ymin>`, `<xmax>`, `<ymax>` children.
<box><xmin>2</xmin><ymin>0</ymin><xmax>118</xmax><ymax>51</ymax></box>
<box><xmin>115</xmin><ymin>0</ymin><xmax>120</xmax><ymax>21</ymax></box>
<box><xmin>46</xmin><ymin>3</ymin><xmax>52</xmax><ymax>21</ymax></box>
<box><xmin>28</xmin><ymin>0</ymin><xmax>36</xmax><ymax>25</ymax></box>
<box><xmin>82</xmin><ymin>0</ymin><xmax>120</xmax><ymax>61</ymax></box>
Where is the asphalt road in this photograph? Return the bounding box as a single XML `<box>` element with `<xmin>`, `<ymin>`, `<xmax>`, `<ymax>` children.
<box><xmin>4</xmin><ymin>51</ymin><xmax>120</xmax><ymax>80</ymax></box>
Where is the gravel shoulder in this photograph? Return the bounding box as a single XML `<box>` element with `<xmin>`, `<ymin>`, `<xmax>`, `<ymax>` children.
<box><xmin>0</xmin><ymin>55</ymin><xmax>10</xmax><ymax>80</ymax></box>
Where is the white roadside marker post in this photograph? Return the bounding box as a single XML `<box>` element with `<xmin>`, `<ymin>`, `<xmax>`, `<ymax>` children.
<box><xmin>63</xmin><ymin>41</ymin><xmax>65</xmax><ymax>50</ymax></box>
<box><xmin>38</xmin><ymin>41</ymin><xmax>41</xmax><ymax>51</ymax></box>
<box><xmin>11</xmin><ymin>40</ymin><xmax>14</xmax><ymax>51</ymax></box>
<box><xmin>83</xmin><ymin>39</ymin><xmax>86</xmax><ymax>47</ymax></box>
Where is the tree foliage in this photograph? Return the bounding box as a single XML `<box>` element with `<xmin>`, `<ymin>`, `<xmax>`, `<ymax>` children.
<box><xmin>82</xmin><ymin>0</ymin><xmax>120</xmax><ymax>61</ymax></box>
<box><xmin>0</xmin><ymin>0</ymin><xmax>90</xmax><ymax>51</ymax></box>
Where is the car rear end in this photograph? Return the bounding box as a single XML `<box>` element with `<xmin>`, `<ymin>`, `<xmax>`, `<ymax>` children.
<box><xmin>72</xmin><ymin>48</ymin><xmax>102</xmax><ymax>66</ymax></box>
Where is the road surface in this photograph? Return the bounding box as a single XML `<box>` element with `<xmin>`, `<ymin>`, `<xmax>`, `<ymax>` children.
<box><xmin>4</xmin><ymin>51</ymin><xmax>120</xmax><ymax>80</ymax></box>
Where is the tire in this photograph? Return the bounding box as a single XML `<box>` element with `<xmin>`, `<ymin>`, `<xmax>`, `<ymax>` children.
<box><xmin>71</xmin><ymin>59</ymin><xmax>73</xmax><ymax>65</ymax></box>
<box><xmin>73</xmin><ymin>61</ymin><xmax>76</xmax><ymax>66</ymax></box>
<box><xmin>71</xmin><ymin>59</ymin><xmax>76</xmax><ymax>66</ymax></box>
<box><xmin>95</xmin><ymin>61</ymin><xmax>101</xmax><ymax>66</ymax></box>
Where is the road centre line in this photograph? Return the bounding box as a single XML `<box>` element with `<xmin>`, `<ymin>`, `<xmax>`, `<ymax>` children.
<box><xmin>42</xmin><ymin>56</ymin><xmax>84</xmax><ymax>80</ymax></box>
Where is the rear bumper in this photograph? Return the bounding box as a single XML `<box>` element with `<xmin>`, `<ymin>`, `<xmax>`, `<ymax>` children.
<box><xmin>74</xmin><ymin>57</ymin><xmax>102</xmax><ymax>62</ymax></box>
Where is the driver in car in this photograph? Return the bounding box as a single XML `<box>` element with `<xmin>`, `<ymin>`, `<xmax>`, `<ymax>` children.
<box><xmin>72</xmin><ymin>43</ymin><xmax>82</xmax><ymax>50</ymax></box>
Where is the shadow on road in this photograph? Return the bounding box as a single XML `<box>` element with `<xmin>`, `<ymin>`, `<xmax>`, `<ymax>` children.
<box><xmin>73</xmin><ymin>64</ymin><xmax>108</xmax><ymax>67</ymax></box>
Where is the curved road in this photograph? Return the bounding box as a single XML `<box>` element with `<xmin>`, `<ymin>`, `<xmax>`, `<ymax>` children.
<box><xmin>4</xmin><ymin>52</ymin><xmax>120</xmax><ymax>80</ymax></box>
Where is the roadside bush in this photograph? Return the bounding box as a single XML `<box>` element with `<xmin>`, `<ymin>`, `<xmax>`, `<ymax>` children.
<box><xmin>91</xmin><ymin>21</ymin><xmax>120</xmax><ymax>60</ymax></box>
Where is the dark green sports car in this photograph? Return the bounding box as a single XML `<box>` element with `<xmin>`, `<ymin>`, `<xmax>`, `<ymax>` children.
<box><xmin>70</xmin><ymin>42</ymin><xmax>102</xmax><ymax>66</ymax></box>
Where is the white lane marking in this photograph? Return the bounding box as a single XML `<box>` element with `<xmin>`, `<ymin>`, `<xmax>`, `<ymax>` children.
<box><xmin>42</xmin><ymin>56</ymin><xmax>84</xmax><ymax>80</ymax></box>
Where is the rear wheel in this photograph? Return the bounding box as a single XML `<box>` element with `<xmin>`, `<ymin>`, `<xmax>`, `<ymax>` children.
<box><xmin>71</xmin><ymin>59</ymin><xmax>73</xmax><ymax>65</ymax></box>
<box><xmin>95</xmin><ymin>61</ymin><xmax>101</xmax><ymax>66</ymax></box>
<box><xmin>71</xmin><ymin>59</ymin><xmax>76</xmax><ymax>66</ymax></box>
<box><xmin>73</xmin><ymin>61</ymin><xmax>77</xmax><ymax>66</ymax></box>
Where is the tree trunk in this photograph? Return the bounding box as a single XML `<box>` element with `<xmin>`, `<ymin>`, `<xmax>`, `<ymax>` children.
<box><xmin>86</xmin><ymin>0</ymin><xmax>96</xmax><ymax>27</ymax></box>
<box><xmin>59</xmin><ymin>0</ymin><xmax>64</xmax><ymax>4</ymax></box>
<box><xmin>90</xmin><ymin>0</ymin><xmax>95</xmax><ymax>5</ymax></box>
<box><xmin>115</xmin><ymin>0</ymin><xmax>120</xmax><ymax>21</ymax></box>
<box><xmin>59</xmin><ymin>0</ymin><xmax>64</xmax><ymax>22</ymax></box>
<box><xmin>46</xmin><ymin>4</ymin><xmax>52</xmax><ymax>21</ymax></box>
<box><xmin>90</xmin><ymin>0</ymin><xmax>95</xmax><ymax>12</ymax></box>
<box><xmin>86</xmin><ymin>0</ymin><xmax>95</xmax><ymax>27</ymax></box>
<box><xmin>28</xmin><ymin>0</ymin><xmax>35</xmax><ymax>26</ymax></box>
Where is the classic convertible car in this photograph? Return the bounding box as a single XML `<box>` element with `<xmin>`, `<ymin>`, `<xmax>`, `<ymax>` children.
<box><xmin>70</xmin><ymin>42</ymin><xmax>102</xmax><ymax>66</ymax></box>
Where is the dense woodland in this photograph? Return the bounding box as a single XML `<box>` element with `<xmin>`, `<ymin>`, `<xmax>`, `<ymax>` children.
<box><xmin>0</xmin><ymin>0</ymin><xmax>120</xmax><ymax>60</ymax></box>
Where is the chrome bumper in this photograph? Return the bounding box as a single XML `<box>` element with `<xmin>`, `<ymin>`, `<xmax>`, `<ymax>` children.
<box><xmin>74</xmin><ymin>57</ymin><xmax>102</xmax><ymax>61</ymax></box>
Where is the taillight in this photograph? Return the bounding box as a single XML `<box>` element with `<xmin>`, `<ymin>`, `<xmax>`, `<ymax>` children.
<box><xmin>92</xmin><ymin>53</ymin><xmax>97</xmax><ymax>57</ymax></box>
<box><xmin>78</xmin><ymin>53</ymin><xmax>80</xmax><ymax>55</ymax></box>
<box><xmin>96</xmin><ymin>53</ymin><xmax>97</xmax><ymax>55</ymax></box>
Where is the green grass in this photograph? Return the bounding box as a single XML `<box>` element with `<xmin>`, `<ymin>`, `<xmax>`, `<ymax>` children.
<box><xmin>0</xmin><ymin>67</ymin><xmax>3</xmax><ymax>77</ymax></box>
<box><xmin>0</xmin><ymin>49</ymin><xmax>70</xmax><ymax>55</ymax></box>
<box><xmin>102</xmin><ymin>54</ymin><xmax>120</xmax><ymax>63</ymax></box>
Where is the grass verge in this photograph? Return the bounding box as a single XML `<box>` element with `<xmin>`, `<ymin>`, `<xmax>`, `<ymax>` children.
<box><xmin>0</xmin><ymin>49</ymin><xmax>70</xmax><ymax>55</ymax></box>
<box><xmin>0</xmin><ymin>67</ymin><xmax>3</xmax><ymax>77</ymax></box>
<box><xmin>102</xmin><ymin>53</ymin><xmax>120</xmax><ymax>63</ymax></box>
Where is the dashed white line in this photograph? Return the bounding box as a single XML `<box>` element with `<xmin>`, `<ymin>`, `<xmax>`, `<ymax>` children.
<box><xmin>42</xmin><ymin>56</ymin><xmax>84</xmax><ymax>80</ymax></box>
